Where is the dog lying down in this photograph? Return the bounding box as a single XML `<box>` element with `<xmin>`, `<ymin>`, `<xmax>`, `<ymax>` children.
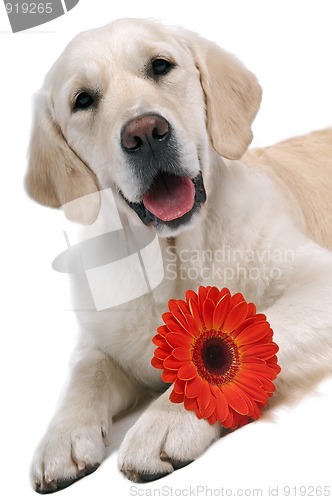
<box><xmin>25</xmin><ymin>18</ymin><xmax>332</xmax><ymax>494</ymax></box>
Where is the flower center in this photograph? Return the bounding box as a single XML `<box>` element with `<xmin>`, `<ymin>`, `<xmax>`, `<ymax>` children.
<box><xmin>202</xmin><ymin>339</ymin><xmax>232</xmax><ymax>373</ymax></box>
<box><xmin>192</xmin><ymin>330</ymin><xmax>240</xmax><ymax>385</ymax></box>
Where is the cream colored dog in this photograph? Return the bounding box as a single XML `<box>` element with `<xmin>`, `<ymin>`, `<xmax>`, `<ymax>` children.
<box><xmin>25</xmin><ymin>18</ymin><xmax>332</xmax><ymax>494</ymax></box>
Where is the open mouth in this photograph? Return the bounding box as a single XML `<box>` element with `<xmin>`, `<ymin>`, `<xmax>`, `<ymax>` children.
<box><xmin>124</xmin><ymin>172</ymin><xmax>206</xmax><ymax>228</ymax></box>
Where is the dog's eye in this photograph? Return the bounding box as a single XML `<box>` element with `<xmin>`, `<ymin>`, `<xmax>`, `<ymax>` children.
<box><xmin>74</xmin><ymin>92</ymin><xmax>95</xmax><ymax>110</ymax></box>
<box><xmin>151</xmin><ymin>59</ymin><xmax>173</xmax><ymax>76</ymax></box>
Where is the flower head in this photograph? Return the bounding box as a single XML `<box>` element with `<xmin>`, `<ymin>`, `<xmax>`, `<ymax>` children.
<box><xmin>151</xmin><ymin>286</ymin><xmax>281</xmax><ymax>429</ymax></box>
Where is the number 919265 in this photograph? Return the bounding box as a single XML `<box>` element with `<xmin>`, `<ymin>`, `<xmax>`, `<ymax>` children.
<box><xmin>5</xmin><ymin>3</ymin><xmax>53</xmax><ymax>14</ymax></box>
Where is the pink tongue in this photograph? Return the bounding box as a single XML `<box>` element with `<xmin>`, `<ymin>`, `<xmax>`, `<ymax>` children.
<box><xmin>143</xmin><ymin>175</ymin><xmax>195</xmax><ymax>221</ymax></box>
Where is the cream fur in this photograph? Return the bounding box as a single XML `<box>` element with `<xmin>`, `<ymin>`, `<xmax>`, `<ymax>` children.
<box><xmin>244</xmin><ymin>128</ymin><xmax>332</xmax><ymax>250</ymax></box>
<box><xmin>25</xmin><ymin>18</ymin><xmax>332</xmax><ymax>493</ymax></box>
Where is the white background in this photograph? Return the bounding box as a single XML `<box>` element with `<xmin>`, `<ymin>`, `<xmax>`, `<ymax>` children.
<box><xmin>1</xmin><ymin>1</ymin><xmax>332</xmax><ymax>499</ymax></box>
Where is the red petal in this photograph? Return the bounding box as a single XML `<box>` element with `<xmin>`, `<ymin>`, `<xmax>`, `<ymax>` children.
<box><xmin>166</xmin><ymin>332</ymin><xmax>191</xmax><ymax>349</ymax></box>
<box><xmin>239</xmin><ymin>367</ymin><xmax>276</xmax><ymax>393</ymax></box>
<box><xmin>235</xmin><ymin>413</ymin><xmax>250</xmax><ymax>428</ymax></box>
<box><xmin>196</xmin><ymin>380</ymin><xmax>212</xmax><ymax>410</ymax></box>
<box><xmin>218</xmin><ymin>287</ymin><xmax>231</xmax><ymax>300</ymax></box>
<box><xmin>222</xmin><ymin>410</ymin><xmax>236</xmax><ymax>429</ymax></box>
<box><xmin>206</xmin><ymin>286</ymin><xmax>220</xmax><ymax>305</ymax></box>
<box><xmin>176</xmin><ymin>299</ymin><xmax>190</xmax><ymax>317</ymax></box>
<box><xmin>164</xmin><ymin>318</ymin><xmax>190</xmax><ymax>336</ymax></box>
<box><xmin>236</xmin><ymin>321</ymin><xmax>271</xmax><ymax>345</ymax></box>
<box><xmin>230</xmin><ymin>292</ymin><xmax>245</xmax><ymax>308</ymax></box>
<box><xmin>156</xmin><ymin>325</ymin><xmax>169</xmax><ymax>337</ymax></box>
<box><xmin>163</xmin><ymin>356</ymin><xmax>182</xmax><ymax>370</ymax></box>
<box><xmin>170</xmin><ymin>388</ymin><xmax>184</xmax><ymax>403</ymax></box>
<box><xmin>236</xmin><ymin>370</ymin><xmax>269</xmax><ymax>389</ymax></box>
<box><xmin>261</xmin><ymin>333</ymin><xmax>274</xmax><ymax>344</ymax></box>
<box><xmin>230</xmin><ymin>381</ymin><xmax>261</xmax><ymax>415</ymax></box>
<box><xmin>223</xmin><ymin>301</ymin><xmax>249</xmax><ymax>333</ymax></box>
<box><xmin>210</xmin><ymin>385</ymin><xmax>229</xmax><ymax>422</ymax></box>
<box><xmin>234</xmin><ymin>379</ymin><xmax>269</xmax><ymax>403</ymax></box>
<box><xmin>177</xmin><ymin>364</ymin><xmax>198</xmax><ymax>380</ymax></box>
<box><xmin>166</xmin><ymin>310</ymin><xmax>200</xmax><ymax>338</ymax></box>
<box><xmin>202</xmin><ymin>298</ymin><xmax>215</xmax><ymax>329</ymax></box>
<box><xmin>173</xmin><ymin>377</ymin><xmax>186</xmax><ymax>394</ymax></box>
<box><xmin>184</xmin><ymin>395</ymin><xmax>199</xmax><ymax>411</ymax></box>
<box><xmin>236</xmin><ymin>390</ymin><xmax>255</xmax><ymax>416</ymax></box>
<box><xmin>168</xmin><ymin>299</ymin><xmax>179</xmax><ymax>313</ymax></box>
<box><xmin>241</xmin><ymin>343</ymin><xmax>279</xmax><ymax>360</ymax></box>
<box><xmin>200</xmin><ymin>394</ymin><xmax>216</xmax><ymax>419</ymax></box>
<box><xmin>153</xmin><ymin>347</ymin><xmax>171</xmax><ymax>360</ymax></box>
<box><xmin>184</xmin><ymin>313</ymin><xmax>201</xmax><ymax>336</ymax></box>
<box><xmin>260</xmin><ymin>378</ymin><xmax>276</xmax><ymax>393</ymax></box>
<box><xmin>151</xmin><ymin>356</ymin><xmax>164</xmax><ymax>369</ymax></box>
<box><xmin>232</xmin><ymin>317</ymin><xmax>257</xmax><ymax>339</ymax></box>
<box><xmin>198</xmin><ymin>286</ymin><xmax>208</xmax><ymax>310</ymax></box>
<box><xmin>152</xmin><ymin>335</ymin><xmax>169</xmax><ymax>349</ymax></box>
<box><xmin>221</xmin><ymin>384</ymin><xmax>249</xmax><ymax>415</ymax></box>
<box><xmin>185</xmin><ymin>289</ymin><xmax>198</xmax><ymax>303</ymax></box>
<box><xmin>254</xmin><ymin>313</ymin><xmax>268</xmax><ymax>322</ymax></box>
<box><xmin>172</xmin><ymin>347</ymin><xmax>191</xmax><ymax>361</ymax></box>
<box><xmin>208</xmin><ymin>414</ymin><xmax>218</xmax><ymax>425</ymax></box>
<box><xmin>246</xmin><ymin>302</ymin><xmax>257</xmax><ymax>318</ymax></box>
<box><xmin>241</xmin><ymin>362</ymin><xmax>276</xmax><ymax>378</ymax></box>
<box><xmin>171</xmin><ymin>309</ymin><xmax>194</xmax><ymax>334</ymax></box>
<box><xmin>212</xmin><ymin>294</ymin><xmax>231</xmax><ymax>329</ymax></box>
<box><xmin>162</xmin><ymin>369</ymin><xmax>177</xmax><ymax>383</ymax></box>
<box><xmin>185</xmin><ymin>376</ymin><xmax>203</xmax><ymax>399</ymax></box>
<box><xmin>267</xmin><ymin>361</ymin><xmax>281</xmax><ymax>376</ymax></box>
<box><xmin>188</xmin><ymin>299</ymin><xmax>204</xmax><ymax>330</ymax></box>
<box><xmin>240</xmin><ymin>361</ymin><xmax>272</xmax><ymax>373</ymax></box>
<box><xmin>162</xmin><ymin>311</ymin><xmax>173</xmax><ymax>323</ymax></box>
<box><xmin>249</xmin><ymin>399</ymin><xmax>263</xmax><ymax>420</ymax></box>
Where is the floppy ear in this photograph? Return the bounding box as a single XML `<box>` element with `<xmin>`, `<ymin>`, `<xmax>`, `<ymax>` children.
<box><xmin>25</xmin><ymin>91</ymin><xmax>100</xmax><ymax>224</ymax></box>
<box><xmin>185</xmin><ymin>32</ymin><xmax>262</xmax><ymax>159</ymax></box>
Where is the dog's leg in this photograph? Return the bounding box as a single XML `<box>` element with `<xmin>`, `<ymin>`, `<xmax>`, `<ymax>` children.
<box><xmin>31</xmin><ymin>345</ymin><xmax>141</xmax><ymax>494</ymax></box>
<box><xmin>118</xmin><ymin>385</ymin><xmax>221</xmax><ymax>482</ymax></box>
<box><xmin>264</xmin><ymin>247</ymin><xmax>332</xmax><ymax>395</ymax></box>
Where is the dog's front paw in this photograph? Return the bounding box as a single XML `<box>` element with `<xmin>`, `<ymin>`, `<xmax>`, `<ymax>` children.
<box><xmin>31</xmin><ymin>417</ymin><xmax>109</xmax><ymax>494</ymax></box>
<box><xmin>118</xmin><ymin>390</ymin><xmax>221</xmax><ymax>482</ymax></box>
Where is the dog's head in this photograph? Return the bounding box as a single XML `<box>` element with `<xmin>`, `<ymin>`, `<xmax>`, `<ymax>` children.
<box><xmin>25</xmin><ymin>18</ymin><xmax>261</xmax><ymax>235</ymax></box>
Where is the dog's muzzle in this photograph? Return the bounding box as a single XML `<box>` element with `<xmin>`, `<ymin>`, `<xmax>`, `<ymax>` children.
<box><xmin>120</xmin><ymin>113</ymin><xmax>207</xmax><ymax>229</ymax></box>
<box><xmin>125</xmin><ymin>172</ymin><xmax>206</xmax><ymax>228</ymax></box>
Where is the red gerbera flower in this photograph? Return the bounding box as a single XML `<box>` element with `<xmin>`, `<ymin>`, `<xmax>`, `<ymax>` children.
<box><xmin>151</xmin><ymin>286</ymin><xmax>281</xmax><ymax>429</ymax></box>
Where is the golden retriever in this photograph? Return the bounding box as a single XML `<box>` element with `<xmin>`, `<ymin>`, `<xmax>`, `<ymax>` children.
<box><xmin>25</xmin><ymin>18</ymin><xmax>332</xmax><ymax>494</ymax></box>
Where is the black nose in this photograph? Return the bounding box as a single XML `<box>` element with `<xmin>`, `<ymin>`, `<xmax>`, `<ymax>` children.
<box><xmin>121</xmin><ymin>114</ymin><xmax>170</xmax><ymax>154</ymax></box>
